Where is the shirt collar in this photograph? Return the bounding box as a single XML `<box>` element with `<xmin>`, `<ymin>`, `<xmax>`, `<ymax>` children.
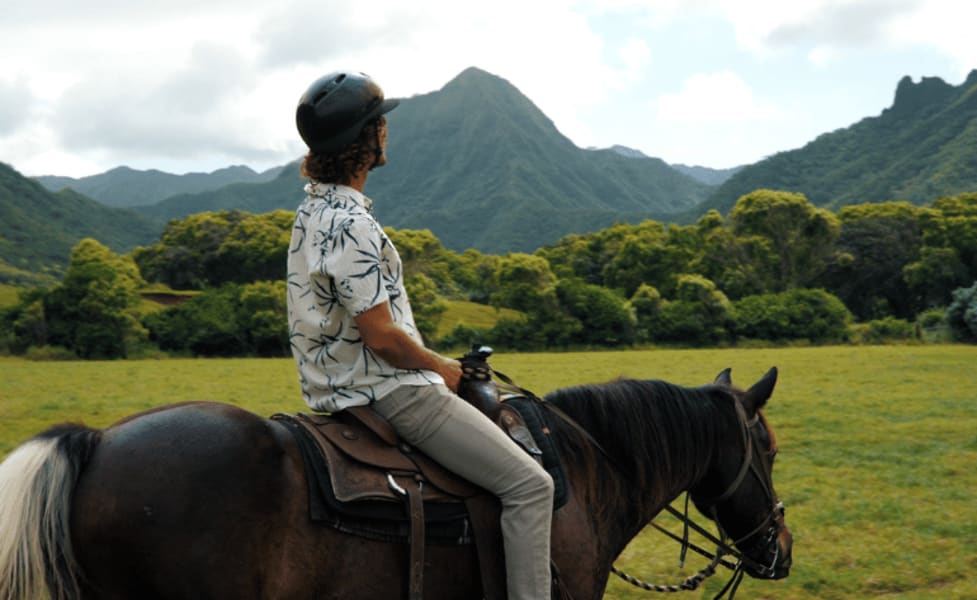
<box><xmin>305</xmin><ymin>181</ymin><xmax>373</xmax><ymax>212</ymax></box>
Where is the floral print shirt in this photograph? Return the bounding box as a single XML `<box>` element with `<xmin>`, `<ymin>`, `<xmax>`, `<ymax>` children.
<box><xmin>287</xmin><ymin>182</ymin><xmax>441</xmax><ymax>412</ymax></box>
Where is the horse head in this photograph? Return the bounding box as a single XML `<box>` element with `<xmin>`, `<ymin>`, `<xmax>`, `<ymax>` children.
<box><xmin>691</xmin><ymin>367</ymin><xmax>793</xmax><ymax>580</ymax></box>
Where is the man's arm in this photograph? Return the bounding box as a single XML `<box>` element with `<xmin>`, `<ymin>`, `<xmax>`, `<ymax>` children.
<box><xmin>354</xmin><ymin>301</ymin><xmax>462</xmax><ymax>392</ymax></box>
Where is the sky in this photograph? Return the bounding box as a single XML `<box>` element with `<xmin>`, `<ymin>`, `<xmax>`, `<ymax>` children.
<box><xmin>1</xmin><ymin>0</ymin><xmax>975</xmax><ymax>178</ymax></box>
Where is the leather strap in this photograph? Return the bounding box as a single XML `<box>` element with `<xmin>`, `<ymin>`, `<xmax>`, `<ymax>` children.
<box><xmin>464</xmin><ymin>495</ymin><xmax>506</xmax><ymax>600</ymax></box>
<box><xmin>345</xmin><ymin>406</ymin><xmax>400</xmax><ymax>446</ymax></box>
<box><xmin>405</xmin><ymin>478</ymin><xmax>426</xmax><ymax>600</ymax></box>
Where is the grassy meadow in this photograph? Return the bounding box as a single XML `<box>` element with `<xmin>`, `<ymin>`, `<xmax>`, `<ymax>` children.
<box><xmin>2</xmin><ymin>345</ymin><xmax>976</xmax><ymax>599</ymax></box>
<box><xmin>0</xmin><ymin>283</ymin><xmax>20</xmax><ymax>308</ymax></box>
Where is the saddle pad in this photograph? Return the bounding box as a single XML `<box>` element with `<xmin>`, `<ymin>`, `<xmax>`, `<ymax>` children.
<box><xmin>503</xmin><ymin>395</ymin><xmax>570</xmax><ymax>510</ymax></box>
<box><xmin>273</xmin><ymin>414</ymin><xmax>474</xmax><ymax>545</ymax></box>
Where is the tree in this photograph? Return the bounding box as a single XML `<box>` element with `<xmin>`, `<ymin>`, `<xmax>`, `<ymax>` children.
<box><xmin>45</xmin><ymin>238</ymin><xmax>147</xmax><ymax>358</ymax></box>
<box><xmin>133</xmin><ymin>211</ymin><xmax>243</xmax><ymax>289</ymax></box>
<box><xmin>386</xmin><ymin>228</ymin><xmax>463</xmax><ymax>297</ymax></box>
<box><xmin>655</xmin><ymin>275</ymin><xmax>732</xmax><ymax>345</ymax></box>
<box><xmin>490</xmin><ymin>253</ymin><xmax>558</xmax><ymax>313</ymax></box>
<box><xmin>214</xmin><ymin>210</ymin><xmax>293</xmax><ymax>284</ymax></box>
<box><xmin>0</xmin><ymin>288</ymin><xmax>49</xmax><ymax>354</ymax></box>
<box><xmin>729</xmin><ymin>190</ymin><xmax>840</xmax><ymax>290</ymax></box>
<box><xmin>454</xmin><ymin>249</ymin><xmax>501</xmax><ymax>303</ymax></box>
<box><xmin>822</xmin><ymin>202</ymin><xmax>923</xmax><ymax>319</ymax></box>
<box><xmin>932</xmin><ymin>194</ymin><xmax>977</xmax><ymax>283</ymax></box>
<box><xmin>145</xmin><ymin>281</ymin><xmax>289</xmax><ymax>357</ymax></box>
<box><xmin>629</xmin><ymin>284</ymin><xmax>663</xmax><ymax>344</ymax></box>
<box><xmin>601</xmin><ymin>226</ymin><xmax>691</xmax><ymax>298</ymax></box>
<box><xmin>555</xmin><ymin>278</ymin><xmax>634</xmax><ymax>346</ymax></box>
<box><xmin>404</xmin><ymin>273</ymin><xmax>447</xmax><ymax>343</ymax></box>
<box><xmin>903</xmin><ymin>247</ymin><xmax>969</xmax><ymax>310</ymax></box>
<box><xmin>239</xmin><ymin>280</ymin><xmax>289</xmax><ymax>356</ymax></box>
<box><xmin>691</xmin><ymin>210</ymin><xmax>777</xmax><ymax>299</ymax></box>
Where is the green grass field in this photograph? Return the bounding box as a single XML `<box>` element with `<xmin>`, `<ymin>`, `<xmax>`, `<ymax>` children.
<box><xmin>2</xmin><ymin>345</ymin><xmax>976</xmax><ymax>599</ymax></box>
<box><xmin>436</xmin><ymin>299</ymin><xmax>524</xmax><ymax>338</ymax></box>
<box><xmin>0</xmin><ymin>283</ymin><xmax>20</xmax><ymax>308</ymax></box>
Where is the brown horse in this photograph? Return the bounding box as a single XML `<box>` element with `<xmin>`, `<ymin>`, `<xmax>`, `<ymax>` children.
<box><xmin>0</xmin><ymin>368</ymin><xmax>792</xmax><ymax>599</ymax></box>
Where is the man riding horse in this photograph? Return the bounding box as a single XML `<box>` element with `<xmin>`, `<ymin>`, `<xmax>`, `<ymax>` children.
<box><xmin>287</xmin><ymin>71</ymin><xmax>555</xmax><ymax>600</ymax></box>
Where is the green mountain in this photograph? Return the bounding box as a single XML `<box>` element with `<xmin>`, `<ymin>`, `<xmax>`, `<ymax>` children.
<box><xmin>699</xmin><ymin>70</ymin><xmax>977</xmax><ymax>216</ymax></box>
<box><xmin>138</xmin><ymin>67</ymin><xmax>712</xmax><ymax>253</ymax></box>
<box><xmin>0</xmin><ymin>162</ymin><xmax>160</xmax><ymax>277</ymax></box>
<box><xmin>669</xmin><ymin>163</ymin><xmax>743</xmax><ymax>186</ymax></box>
<box><xmin>34</xmin><ymin>164</ymin><xmax>283</xmax><ymax>208</ymax></box>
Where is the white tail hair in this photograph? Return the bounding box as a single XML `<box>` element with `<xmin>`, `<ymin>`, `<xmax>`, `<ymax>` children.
<box><xmin>0</xmin><ymin>430</ymin><xmax>95</xmax><ymax>600</ymax></box>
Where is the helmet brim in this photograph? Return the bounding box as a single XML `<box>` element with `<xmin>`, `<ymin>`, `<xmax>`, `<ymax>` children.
<box><xmin>378</xmin><ymin>98</ymin><xmax>400</xmax><ymax>116</ymax></box>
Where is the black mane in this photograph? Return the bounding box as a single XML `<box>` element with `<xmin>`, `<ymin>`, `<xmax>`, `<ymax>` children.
<box><xmin>543</xmin><ymin>378</ymin><xmax>740</xmax><ymax>509</ymax></box>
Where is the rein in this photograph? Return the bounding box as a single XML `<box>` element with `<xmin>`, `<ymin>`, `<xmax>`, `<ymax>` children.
<box><xmin>490</xmin><ymin>368</ymin><xmax>783</xmax><ymax>599</ymax></box>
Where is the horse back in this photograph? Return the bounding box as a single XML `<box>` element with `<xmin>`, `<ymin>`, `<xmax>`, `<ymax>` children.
<box><xmin>71</xmin><ymin>402</ymin><xmax>310</xmax><ymax>598</ymax></box>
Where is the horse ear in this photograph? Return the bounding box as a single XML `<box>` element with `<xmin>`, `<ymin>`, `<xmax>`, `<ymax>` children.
<box><xmin>743</xmin><ymin>367</ymin><xmax>778</xmax><ymax>415</ymax></box>
<box><xmin>714</xmin><ymin>368</ymin><xmax>733</xmax><ymax>386</ymax></box>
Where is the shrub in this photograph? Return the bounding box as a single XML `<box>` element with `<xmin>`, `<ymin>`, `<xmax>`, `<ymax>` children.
<box><xmin>851</xmin><ymin>317</ymin><xmax>917</xmax><ymax>345</ymax></box>
<box><xmin>733</xmin><ymin>288</ymin><xmax>851</xmax><ymax>343</ymax></box>
<box><xmin>946</xmin><ymin>281</ymin><xmax>977</xmax><ymax>342</ymax></box>
<box><xmin>24</xmin><ymin>345</ymin><xmax>78</xmax><ymax>361</ymax></box>
<box><xmin>916</xmin><ymin>308</ymin><xmax>946</xmax><ymax>328</ymax></box>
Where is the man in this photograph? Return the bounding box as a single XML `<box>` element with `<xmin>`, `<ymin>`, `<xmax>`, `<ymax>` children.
<box><xmin>287</xmin><ymin>71</ymin><xmax>554</xmax><ymax>600</ymax></box>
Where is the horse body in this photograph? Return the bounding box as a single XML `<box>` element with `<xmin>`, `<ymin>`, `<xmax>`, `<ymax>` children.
<box><xmin>0</xmin><ymin>371</ymin><xmax>791</xmax><ymax>600</ymax></box>
<box><xmin>68</xmin><ymin>402</ymin><xmax>487</xmax><ymax>599</ymax></box>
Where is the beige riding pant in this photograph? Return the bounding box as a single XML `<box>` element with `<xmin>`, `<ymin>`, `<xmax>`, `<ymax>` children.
<box><xmin>373</xmin><ymin>383</ymin><xmax>554</xmax><ymax>600</ymax></box>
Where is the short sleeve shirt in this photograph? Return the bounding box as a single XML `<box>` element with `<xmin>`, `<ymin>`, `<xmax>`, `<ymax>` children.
<box><xmin>287</xmin><ymin>182</ymin><xmax>442</xmax><ymax>412</ymax></box>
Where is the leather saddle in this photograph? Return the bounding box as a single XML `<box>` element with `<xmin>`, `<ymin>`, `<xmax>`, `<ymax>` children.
<box><xmin>272</xmin><ymin>346</ymin><xmax>561</xmax><ymax>600</ymax></box>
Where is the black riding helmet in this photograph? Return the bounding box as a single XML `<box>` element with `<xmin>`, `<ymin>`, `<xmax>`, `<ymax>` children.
<box><xmin>295</xmin><ymin>71</ymin><xmax>399</xmax><ymax>155</ymax></box>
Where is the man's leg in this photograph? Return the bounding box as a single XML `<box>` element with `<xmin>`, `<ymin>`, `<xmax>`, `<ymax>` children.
<box><xmin>373</xmin><ymin>384</ymin><xmax>554</xmax><ymax>600</ymax></box>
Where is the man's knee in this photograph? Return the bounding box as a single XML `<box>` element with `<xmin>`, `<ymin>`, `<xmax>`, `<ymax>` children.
<box><xmin>527</xmin><ymin>465</ymin><xmax>555</xmax><ymax>501</ymax></box>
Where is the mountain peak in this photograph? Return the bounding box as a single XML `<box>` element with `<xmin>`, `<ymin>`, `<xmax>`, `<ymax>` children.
<box><xmin>891</xmin><ymin>73</ymin><xmax>959</xmax><ymax>115</ymax></box>
<box><xmin>441</xmin><ymin>66</ymin><xmax>516</xmax><ymax>95</ymax></box>
<box><xmin>450</xmin><ymin>66</ymin><xmax>502</xmax><ymax>83</ymax></box>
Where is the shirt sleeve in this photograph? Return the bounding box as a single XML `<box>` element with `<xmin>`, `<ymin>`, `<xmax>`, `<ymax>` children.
<box><xmin>309</xmin><ymin>213</ymin><xmax>390</xmax><ymax>316</ymax></box>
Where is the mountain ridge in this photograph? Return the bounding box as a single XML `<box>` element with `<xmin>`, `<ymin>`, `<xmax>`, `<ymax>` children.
<box><xmin>0</xmin><ymin>161</ymin><xmax>161</xmax><ymax>276</ymax></box>
<box><xmin>136</xmin><ymin>67</ymin><xmax>713</xmax><ymax>253</ymax></box>
<box><xmin>35</xmin><ymin>164</ymin><xmax>284</xmax><ymax>208</ymax></box>
<box><xmin>4</xmin><ymin>66</ymin><xmax>977</xmax><ymax>275</ymax></box>
<box><xmin>697</xmin><ymin>69</ymin><xmax>977</xmax><ymax>216</ymax></box>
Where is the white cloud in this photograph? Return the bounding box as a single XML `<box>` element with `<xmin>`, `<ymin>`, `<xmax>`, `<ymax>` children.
<box><xmin>0</xmin><ymin>77</ymin><xmax>33</xmax><ymax>136</ymax></box>
<box><xmin>0</xmin><ymin>0</ymin><xmax>974</xmax><ymax>176</ymax></box>
<box><xmin>888</xmin><ymin>0</ymin><xmax>977</xmax><ymax>78</ymax></box>
<box><xmin>709</xmin><ymin>0</ymin><xmax>977</xmax><ymax>75</ymax></box>
<box><xmin>617</xmin><ymin>38</ymin><xmax>653</xmax><ymax>78</ymax></box>
<box><xmin>656</xmin><ymin>71</ymin><xmax>782</xmax><ymax>123</ymax></box>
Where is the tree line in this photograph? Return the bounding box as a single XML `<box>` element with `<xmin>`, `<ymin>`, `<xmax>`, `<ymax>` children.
<box><xmin>2</xmin><ymin>189</ymin><xmax>976</xmax><ymax>359</ymax></box>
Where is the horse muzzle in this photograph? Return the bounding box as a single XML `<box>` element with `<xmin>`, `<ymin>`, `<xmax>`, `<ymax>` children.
<box><xmin>742</xmin><ymin>510</ymin><xmax>792</xmax><ymax>580</ymax></box>
<box><xmin>750</xmin><ymin>524</ymin><xmax>792</xmax><ymax>580</ymax></box>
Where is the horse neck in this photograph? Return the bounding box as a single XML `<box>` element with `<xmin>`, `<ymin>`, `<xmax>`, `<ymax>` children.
<box><xmin>547</xmin><ymin>382</ymin><xmax>730</xmax><ymax>547</ymax></box>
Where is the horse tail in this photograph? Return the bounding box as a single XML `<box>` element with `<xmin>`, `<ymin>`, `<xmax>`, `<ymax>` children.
<box><xmin>0</xmin><ymin>424</ymin><xmax>101</xmax><ymax>600</ymax></box>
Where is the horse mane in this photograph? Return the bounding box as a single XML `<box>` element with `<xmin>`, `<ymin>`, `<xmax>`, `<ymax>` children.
<box><xmin>543</xmin><ymin>378</ymin><xmax>741</xmax><ymax>511</ymax></box>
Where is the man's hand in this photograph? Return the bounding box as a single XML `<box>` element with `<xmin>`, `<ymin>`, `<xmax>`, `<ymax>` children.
<box><xmin>354</xmin><ymin>301</ymin><xmax>462</xmax><ymax>392</ymax></box>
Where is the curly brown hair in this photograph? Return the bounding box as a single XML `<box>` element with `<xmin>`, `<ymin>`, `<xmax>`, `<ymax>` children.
<box><xmin>300</xmin><ymin>117</ymin><xmax>385</xmax><ymax>184</ymax></box>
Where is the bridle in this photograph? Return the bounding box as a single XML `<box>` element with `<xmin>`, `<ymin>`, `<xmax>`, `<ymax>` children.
<box><xmin>613</xmin><ymin>397</ymin><xmax>788</xmax><ymax>598</ymax></box>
